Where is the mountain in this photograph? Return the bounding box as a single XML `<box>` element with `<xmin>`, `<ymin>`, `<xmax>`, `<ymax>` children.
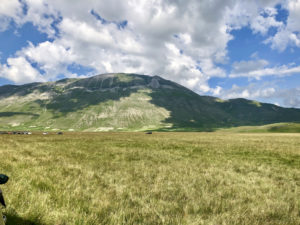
<box><xmin>0</xmin><ymin>73</ymin><xmax>299</xmax><ymax>131</ymax></box>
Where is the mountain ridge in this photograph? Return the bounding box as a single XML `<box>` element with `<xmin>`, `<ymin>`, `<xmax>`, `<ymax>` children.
<box><xmin>0</xmin><ymin>73</ymin><xmax>299</xmax><ymax>131</ymax></box>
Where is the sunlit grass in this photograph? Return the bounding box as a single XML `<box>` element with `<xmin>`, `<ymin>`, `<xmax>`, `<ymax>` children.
<box><xmin>0</xmin><ymin>132</ymin><xmax>299</xmax><ymax>224</ymax></box>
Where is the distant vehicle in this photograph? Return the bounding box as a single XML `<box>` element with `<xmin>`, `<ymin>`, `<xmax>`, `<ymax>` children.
<box><xmin>0</xmin><ymin>174</ymin><xmax>9</xmax><ymax>225</ymax></box>
<box><xmin>43</xmin><ymin>132</ymin><xmax>48</xmax><ymax>135</ymax></box>
<box><xmin>145</xmin><ymin>131</ymin><xmax>152</xmax><ymax>134</ymax></box>
<box><xmin>57</xmin><ymin>132</ymin><xmax>63</xmax><ymax>135</ymax></box>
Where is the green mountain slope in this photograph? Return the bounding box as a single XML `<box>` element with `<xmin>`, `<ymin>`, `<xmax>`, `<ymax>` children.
<box><xmin>0</xmin><ymin>73</ymin><xmax>299</xmax><ymax>131</ymax></box>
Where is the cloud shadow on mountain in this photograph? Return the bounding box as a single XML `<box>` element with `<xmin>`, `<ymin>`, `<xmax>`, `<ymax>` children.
<box><xmin>148</xmin><ymin>87</ymin><xmax>300</xmax><ymax>131</ymax></box>
<box><xmin>37</xmin><ymin>74</ymin><xmax>150</xmax><ymax>114</ymax></box>
<box><xmin>0</xmin><ymin>112</ymin><xmax>39</xmax><ymax>117</ymax></box>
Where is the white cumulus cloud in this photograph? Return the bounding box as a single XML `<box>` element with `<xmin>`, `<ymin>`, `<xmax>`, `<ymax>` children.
<box><xmin>0</xmin><ymin>0</ymin><xmax>298</xmax><ymax>100</ymax></box>
<box><xmin>230</xmin><ymin>62</ymin><xmax>300</xmax><ymax>79</ymax></box>
<box><xmin>0</xmin><ymin>0</ymin><xmax>22</xmax><ymax>31</ymax></box>
<box><xmin>0</xmin><ymin>57</ymin><xmax>45</xmax><ymax>84</ymax></box>
<box><xmin>265</xmin><ymin>0</ymin><xmax>300</xmax><ymax>51</ymax></box>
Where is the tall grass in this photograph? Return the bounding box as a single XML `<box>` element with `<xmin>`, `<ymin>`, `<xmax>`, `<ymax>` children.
<box><xmin>0</xmin><ymin>132</ymin><xmax>299</xmax><ymax>224</ymax></box>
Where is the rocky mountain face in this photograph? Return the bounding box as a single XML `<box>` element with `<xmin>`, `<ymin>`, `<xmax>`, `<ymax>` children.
<box><xmin>0</xmin><ymin>73</ymin><xmax>299</xmax><ymax>131</ymax></box>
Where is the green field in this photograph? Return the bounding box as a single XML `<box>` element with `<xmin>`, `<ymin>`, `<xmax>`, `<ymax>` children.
<box><xmin>0</xmin><ymin>132</ymin><xmax>299</xmax><ymax>225</ymax></box>
<box><xmin>217</xmin><ymin>123</ymin><xmax>300</xmax><ymax>133</ymax></box>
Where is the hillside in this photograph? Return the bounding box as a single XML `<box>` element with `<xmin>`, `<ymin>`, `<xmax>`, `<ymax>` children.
<box><xmin>0</xmin><ymin>73</ymin><xmax>300</xmax><ymax>131</ymax></box>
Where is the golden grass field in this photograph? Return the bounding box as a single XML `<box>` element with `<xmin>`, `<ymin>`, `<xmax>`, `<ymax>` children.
<box><xmin>0</xmin><ymin>132</ymin><xmax>299</xmax><ymax>225</ymax></box>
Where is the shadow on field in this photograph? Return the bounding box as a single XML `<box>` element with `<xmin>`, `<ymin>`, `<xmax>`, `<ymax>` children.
<box><xmin>6</xmin><ymin>214</ymin><xmax>45</xmax><ymax>225</ymax></box>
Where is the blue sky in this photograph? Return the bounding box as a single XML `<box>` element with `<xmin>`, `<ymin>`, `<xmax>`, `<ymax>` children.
<box><xmin>0</xmin><ymin>0</ymin><xmax>300</xmax><ymax>108</ymax></box>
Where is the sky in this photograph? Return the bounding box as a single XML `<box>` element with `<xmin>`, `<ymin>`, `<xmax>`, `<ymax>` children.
<box><xmin>0</xmin><ymin>0</ymin><xmax>300</xmax><ymax>108</ymax></box>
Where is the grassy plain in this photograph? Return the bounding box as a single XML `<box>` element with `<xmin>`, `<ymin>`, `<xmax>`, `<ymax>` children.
<box><xmin>217</xmin><ymin>122</ymin><xmax>300</xmax><ymax>133</ymax></box>
<box><xmin>0</xmin><ymin>132</ymin><xmax>299</xmax><ymax>225</ymax></box>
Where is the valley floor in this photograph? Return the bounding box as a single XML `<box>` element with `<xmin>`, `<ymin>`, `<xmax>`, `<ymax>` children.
<box><xmin>0</xmin><ymin>132</ymin><xmax>299</xmax><ymax>224</ymax></box>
